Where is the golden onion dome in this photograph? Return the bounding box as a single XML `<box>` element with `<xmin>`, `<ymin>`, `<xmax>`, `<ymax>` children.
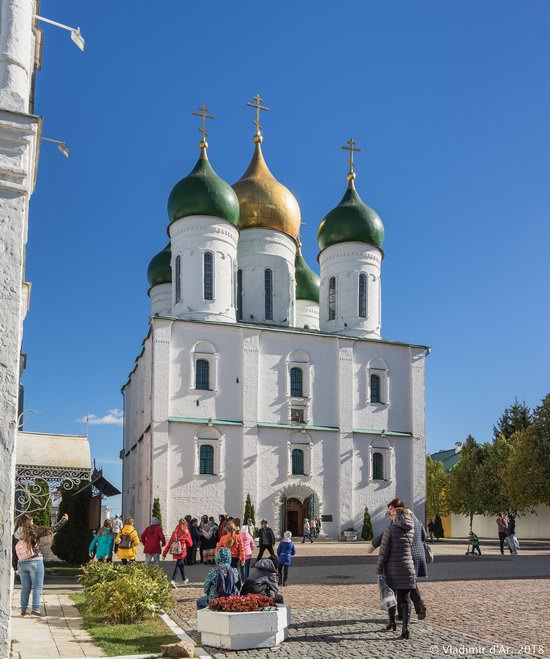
<box><xmin>232</xmin><ymin>138</ymin><xmax>301</xmax><ymax>239</ymax></box>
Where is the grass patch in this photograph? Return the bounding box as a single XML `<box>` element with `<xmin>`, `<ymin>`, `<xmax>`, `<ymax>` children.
<box><xmin>71</xmin><ymin>593</ymin><xmax>179</xmax><ymax>656</ymax></box>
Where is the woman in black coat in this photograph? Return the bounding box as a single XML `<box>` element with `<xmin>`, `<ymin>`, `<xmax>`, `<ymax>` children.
<box><xmin>376</xmin><ymin>498</ymin><xmax>416</xmax><ymax>639</ymax></box>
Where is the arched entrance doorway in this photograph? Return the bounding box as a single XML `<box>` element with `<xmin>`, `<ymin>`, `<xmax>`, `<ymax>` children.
<box><xmin>273</xmin><ymin>484</ymin><xmax>322</xmax><ymax>537</ymax></box>
<box><xmin>286</xmin><ymin>497</ymin><xmax>308</xmax><ymax>537</ymax></box>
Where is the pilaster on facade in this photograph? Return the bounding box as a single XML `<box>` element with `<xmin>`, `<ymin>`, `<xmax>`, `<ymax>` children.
<box><xmin>337</xmin><ymin>341</ymin><xmax>355</xmax><ymax>530</ymax></box>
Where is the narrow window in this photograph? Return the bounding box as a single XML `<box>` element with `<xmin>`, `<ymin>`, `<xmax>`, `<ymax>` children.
<box><xmin>291</xmin><ymin>448</ymin><xmax>305</xmax><ymax>475</ymax></box>
<box><xmin>195</xmin><ymin>359</ymin><xmax>210</xmax><ymax>390</ymax></box>
<box><xmin>237</xmin><ymin>269</ymin><xmax>243</xmax><ymax>321</ymax></box>
<box><xmin>370</xmin><ymin>373</ymin><xmax>381</xmax><ymax>403</ymax></box>
<box><xmin>372</xmin><ymin>451</ymin><xmax>384</xmax><ymax>480</ymax></box>
<box><xmin>204</xmin><ymin>252</ymin><xmax>213</xmax><ymax>300</ymax></box>
<box><xmin>265</xmin><ymin>268</ymin><xmax>273</xmax><ymax>320</ymax></box>
<box><xmin>359</xmin><ymin>273</ymin><xmax>367</xmax><ymax>318</ymax></box>
<box><xmin>199</xmin><ymin>445</ymin><xmax>214</xmax><ymax>475</ymax></box>
<box><xmin>290</xmin><ymin>367</ymin><xmax>303</xmax><ymax>397</ymax></box>
<box><xmin>175</xmin><ymin>255</ymin><xmax>181</xmax><ymax>303</ymax></box>
<box><xmin>328</xmin><ymin>276</ymin><xmax>336</xmax><ymax>320</ymax></box>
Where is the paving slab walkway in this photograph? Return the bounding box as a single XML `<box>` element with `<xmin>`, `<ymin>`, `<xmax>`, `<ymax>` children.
<box><xmin>11</xmin><ymin>591</ymin><xmax>106</xmax><ymax>659</ymax></box>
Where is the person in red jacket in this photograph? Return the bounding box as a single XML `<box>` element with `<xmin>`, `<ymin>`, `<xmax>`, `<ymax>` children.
<box><xmin>141</xmin><ymin>516</ymin><xmax>166</xmax><ymax>566</ymax></box>
<box><xmin>163</xmin><ymin>519</ymin><xmax>193</xmax><ymax>587</ymax></box>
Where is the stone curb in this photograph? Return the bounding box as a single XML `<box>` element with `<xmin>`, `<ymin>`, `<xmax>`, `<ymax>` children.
<box><xmin>161</xmin><ymin>612</ymin><xmax>212</xmax><ymax>659</ymax></box>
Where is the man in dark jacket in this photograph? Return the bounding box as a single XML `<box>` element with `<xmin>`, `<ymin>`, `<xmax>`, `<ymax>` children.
<box><xmin>241</xmin><ymin>557</ymin><xmax>283</xmax><ymax>602</ymax></box>
<box><xmin>256</xmin><ymin>519</ymin><xmax>276</xmax><ymax>559</ymax></box>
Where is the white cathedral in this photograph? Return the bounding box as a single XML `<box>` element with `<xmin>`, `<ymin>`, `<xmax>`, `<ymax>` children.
<box><xmin>122</xmin><ymin>100</ymin><xmax>428</xmax><ymax>538</ymax></box>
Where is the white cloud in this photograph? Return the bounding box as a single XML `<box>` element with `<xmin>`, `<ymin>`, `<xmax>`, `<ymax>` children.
<box><xmin>76</xmin><ymin>409</ymin><xmax>123</xmax><ymax>427</ymax></box>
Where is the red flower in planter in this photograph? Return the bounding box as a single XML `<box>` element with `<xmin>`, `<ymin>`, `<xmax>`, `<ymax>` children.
<box><xmin>208</xmin><ymin>594</ymin><xmax>276</xmax><ymax>612</ymax></box>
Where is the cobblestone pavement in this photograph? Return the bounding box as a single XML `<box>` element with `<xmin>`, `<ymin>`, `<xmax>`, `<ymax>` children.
<box><xmin>175</xmin><ymin>579</ymin><xmax>549</xmax><ymax>655</ymax></box>
<box><xmin>184</xmin><ymin>605</ymin><xmax>544</xmax><ymax>659</ymax></box>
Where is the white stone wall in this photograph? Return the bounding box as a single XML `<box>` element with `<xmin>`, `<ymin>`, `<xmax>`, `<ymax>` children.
<box><xmin>295</xmin><ymin>299</ymin><xmax>319</xmax><ymax>330</ymax></box>
<box><xmin>150</xmin><ymin>282</ymin><xmax>172</xmax><ymax>316</ymax></box>
<box><xmin>237</xmin><ymin>228</ymin><xmax>296</xmax><ymax>326</ymax></box>
<box><xmin>0</xmin><ymin>1</ymin><xmax>40</xmax><ymax>653</ymax></box>
<box><xmin>169</xmin><ymin>215</ymin><xmax>239</xmax><ymax>323</ymax></box>
<box><xmin>319</xmin><ymin>242</ymin><xmax>382</xmax><ymax>338</ymax></box>
<box><xmin>122</xmin><ymin>318</ymin><xmax>427</xmax><ymax>538</ymax></box>
<box><xmin>451</xmin><ymin>507</ymin><xmax>550</xmax><ymax>540</ymax></box>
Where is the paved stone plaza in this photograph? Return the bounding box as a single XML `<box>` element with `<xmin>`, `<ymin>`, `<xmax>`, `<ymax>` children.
<box><xmin>173</xmin><ymin>542</ymin><xmax>550</xmax><ymax>659</ymax></box>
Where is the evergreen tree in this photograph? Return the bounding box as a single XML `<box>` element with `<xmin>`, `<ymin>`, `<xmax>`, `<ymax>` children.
<box><xmin>493</xmin><ymin>398</ymin><xmax>532</xmax><ymax>440</ymax></box>
<box><xmin>52</xmin><ymin>481</ymin><xmax>92</xmax><ymax>564</ymax></box>
<box><xmin>361</xmin><ymin>505</ymin><xmax>373</xmax><ymax>541</ymax></box>
<box><xmin>507</xmin><ymin>393</ymin><xmax>550</xmax><ymax>509</ymax></box>
<box><xmin>152</xmin><ymin>497</ymin><xmax>163</xmax><ymax>529</ymax></box>
<box><xmin>243</xmin><ymin>493</ymin><xmax>255</xmax><ymax>527</ymax></box>
<box><xmin>433</xmin><ymin>514</ymin><xmax>444</xmax><ymax>539</ymax></box>
<box><xmin>31</xmin><ymin>480</ymin><xmax>52</xmax><ymax>527</ymax></box>
<box><xmin>446</xmin><ymin>435</ymin><xmax>485</xmax><ymax>530</ymax></box>
<box><xmin>426</xmin><ymin>457</ymin><xmax>449</xmax><ymax>520</ymax></box>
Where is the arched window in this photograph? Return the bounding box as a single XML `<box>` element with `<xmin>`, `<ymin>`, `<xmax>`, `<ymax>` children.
<box><xmin>372</xmin><ymin>451</ymin><xmax>384</xmax><ymax>480</ymax></box>
<box><xmin>264</xmin><ymin>268</ymin><xmax>273</xmax><ymax>320</ymax></box>
<box><xmin>370</xmin><ymin>374</ymin><xmax>381</xmax><ymax>403</ymax></box>
<box><xmin>237</xmin><ymin>269</ymin><xmax>243</xmax><ymax>321</ymax></box>
<box><xmin>199</xmin><ymin>445</ymin><xmax>214</xmax><ymax>475</ymax></box>
<box><xmin>328</xmin><ymin>276</ymin><xmax>336</xmax><ymax>320</ymax></box>
<box><xmin>291</xmin><ymin>448</ymin><xmax>305</xmax><ymax>475</ymax></box>
<box><xmin>175</xmin><ymin>255</ymin><xmax>181</xmax><ymax>303</ymax></box>
<box><xmin>195</xmin><ymin>359</ymin><xmax>210</xmax><ymax>390</ymax></box>
<box><xmin>204</xmin><ymin>252</ymin><xmax>213</xmax><ymax>300</ymax></box>
<box><xmin>358</xmin><ymin>273</ymin><xmax>367</xmax><ymax>318</ymax></box>
<box><xmin>290</xmin><ymin>367</ymin><xmax>303</xmax><ymax>397</ymax></box>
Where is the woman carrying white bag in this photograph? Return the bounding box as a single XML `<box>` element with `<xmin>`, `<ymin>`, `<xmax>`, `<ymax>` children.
<box><xmin>507</xmin><ymin>514</ymin><xmax>519</xmax><ymax>555</ymax></box>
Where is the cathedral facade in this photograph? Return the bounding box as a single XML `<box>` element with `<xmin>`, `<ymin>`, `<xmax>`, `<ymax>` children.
<box><xmin>122</xmin><ymin>103</ymin><xmax>428</xmax><ymax>538</ymax></box>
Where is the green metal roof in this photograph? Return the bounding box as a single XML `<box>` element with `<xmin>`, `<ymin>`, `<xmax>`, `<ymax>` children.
<box><xmin>147</xmin><ymin>243</ymin><xmax>171</xmax><ymax>288</ymax></box>
<box><xmin>430</xmin><ymin>448</ymin><xmax>462</xmax><ymax>471</ymax></box>
<box><xmin>295</xmin><ymin>251</ymin><xmax>320</xmax><ymax>302</ymax></box>
<box><xmin>167</xmin><ymin>151</ymin><xmax>240</xmax><ymax>226</ymax></box>
<box><xmin>317</xmin><ymin>182</ymin><xmax>384</xmax><ymax>253</ymax></box>
<box><xmin>169</xmin><ymin>416</ymin><xmax>243</xmax><ymax>426</ymax></box>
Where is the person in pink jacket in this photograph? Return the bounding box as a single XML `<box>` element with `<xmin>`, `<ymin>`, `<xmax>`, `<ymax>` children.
<box><xmin>239</xmin><ymin>523</ymin><xmax>256</xmax><ymax>581</ymax></box>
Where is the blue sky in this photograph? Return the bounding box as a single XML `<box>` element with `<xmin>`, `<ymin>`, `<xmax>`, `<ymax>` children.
<box><xmin>23</xmin><ymin>1</ymin><xmax>550</xmax><ymax>514</ymax></box>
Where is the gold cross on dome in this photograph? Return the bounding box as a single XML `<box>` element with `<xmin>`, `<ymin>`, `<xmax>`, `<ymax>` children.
<box><xmin>341</xmin><ymin>138</ymin><xmax>361</xmax><ymax>180</ymax></box>
<box><xmin>247</xmin><ymin>94</ymin><xmax>269</xmax><ymax>136</ymax></box>
<box><xmin>192</xmin><ymin>104</ymin><xmax>215</xmax><ymax>145</ymax></box>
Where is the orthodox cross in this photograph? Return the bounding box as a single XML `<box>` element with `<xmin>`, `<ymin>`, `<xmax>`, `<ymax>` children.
<box><xmin>341</xmin><ymin>138</ymin><xmax>361</xmax><ymax>179</ymax></box>
<box><xmin>247</xmin><ymin>94</ymin><xmax>269</xmax><ymax>136</ymax></box>
<box><xmin>192</xmin><ymin>104</ymin><xmax>215</xmax><ymax>145</ymax></box>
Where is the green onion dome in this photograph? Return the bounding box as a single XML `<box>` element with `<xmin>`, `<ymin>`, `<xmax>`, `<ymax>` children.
<box><xmin>295</xmin><ymin>250</ymin><xmax>320</xmax><ymax>303</ymax></box>
<box><xmin>167</xmin><ymin>147</ymin><xmax>240</xmax><ymax>226</ymax></box>
<box><xmin>317</xmin><ymin>180</ymin><xmax>384</xmax><ymax>252</ymax></box>
<box><xmin>147</xmin><ymin>243</ymin><xmax>171</xmax><ymax>288</ymax></box>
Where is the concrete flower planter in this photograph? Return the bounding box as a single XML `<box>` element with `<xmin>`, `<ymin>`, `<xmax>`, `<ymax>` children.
<box><xmin>196</xmin><ymin>604</ymin><xmax>291</xmax><ymax>650</ymax></box>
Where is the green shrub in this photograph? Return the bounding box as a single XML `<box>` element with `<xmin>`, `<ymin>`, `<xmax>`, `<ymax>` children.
<box><xmin>152</xmin><ymin>498</ymin><xmax>163</xmax><ymax>530</ymax></box>
<box><xmin>80</xmin><ymin>562</ymin><xmax>174</xmax><ymax>624</ymax></box>
<box><xmin>361</xmin><ymin>505</ymin><xmax>373</xmax><ymax>541</ymax></box>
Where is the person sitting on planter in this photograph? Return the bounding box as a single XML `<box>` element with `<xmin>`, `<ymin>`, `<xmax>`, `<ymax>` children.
<box><xmin>196</xmin><ymin>547</ymin><xmax>239</xmax><ymax>609</ymax></box>
<box><xmin>276</xmin><ymin>531</ymin><xmax>296</xmax><ymax>586</ymax></box>
<box><xmin>241</xmin><ymin>557</ymin><xmax>283</xmax><ymax>603</ymax></box>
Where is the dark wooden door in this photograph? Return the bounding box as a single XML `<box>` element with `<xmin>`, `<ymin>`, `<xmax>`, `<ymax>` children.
<box><xmin>287</xmin><ymin>510</ymin><xmax>299</xmax><ymax>537</ymax></box>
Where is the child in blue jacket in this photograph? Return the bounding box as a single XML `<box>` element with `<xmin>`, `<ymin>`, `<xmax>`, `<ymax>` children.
<box><xmin>276</xmin><ymin>531</ymin><xmax>296</xmax><ymax>586</ymax></box>
<box><xmin>89</xmin><ymin>519</ymin><xmax>115</xmax><ymax>562</ymax></box>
